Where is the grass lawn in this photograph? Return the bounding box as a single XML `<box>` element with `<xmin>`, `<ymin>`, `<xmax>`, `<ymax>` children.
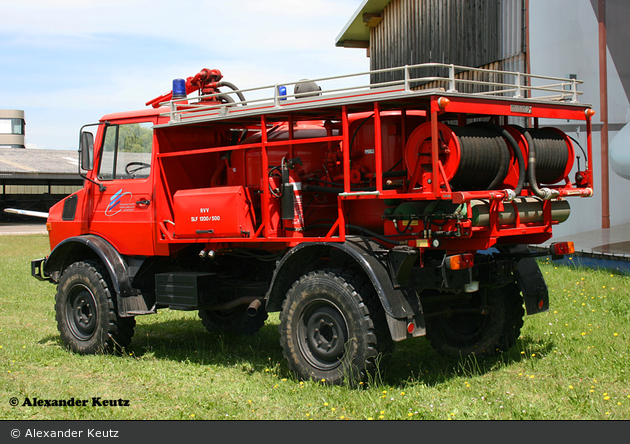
<box><xmin>1</xmin><ymin>234</ymin><xmax>628</xmax><ymax>420</ymax></box>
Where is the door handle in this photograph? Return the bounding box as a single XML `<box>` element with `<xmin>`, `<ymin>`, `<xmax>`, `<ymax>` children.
<box><xmin>136</xmin><ymin>199</ymin><xmax>151</xmax><ymax>206</ymax></box>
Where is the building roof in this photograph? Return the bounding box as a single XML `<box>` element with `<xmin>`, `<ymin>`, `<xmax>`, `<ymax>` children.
<box><xmin>0</xmin><ymin>147</ymin><xmax>82</xmax><ymax>180</ymax></box>
<box><xmin>335</xmin><ymin>0</ymin><xmax>391</xmax><ymax>47</ymax></box>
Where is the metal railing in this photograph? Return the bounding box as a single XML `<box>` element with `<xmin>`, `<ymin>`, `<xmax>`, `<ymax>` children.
<box><xmin>163</xmin><ymin>63</ymin><xmax>584</xmax><ymax>125</ymax></box>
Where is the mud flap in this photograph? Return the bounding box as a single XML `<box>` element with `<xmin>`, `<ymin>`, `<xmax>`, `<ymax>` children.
<box><xmin>514</xmin><ymin>257</ymin><xmax>549</xmax><ymax>315</ymax></box>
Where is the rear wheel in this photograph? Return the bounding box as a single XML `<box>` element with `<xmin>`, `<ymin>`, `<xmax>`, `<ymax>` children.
<box><xmin>279</xmin><ymin>268</ymin><xmax>393</xmax><ymax>385</ymax></box>
<box><xmin>55</xmin><ymin>261</ymin><xmax>135</xmax><ymax>354</ymax></box>
<box><xmin>425</xmin><ymin>283</ymin><xmax>524</xmax><ymax>356</ymax></box>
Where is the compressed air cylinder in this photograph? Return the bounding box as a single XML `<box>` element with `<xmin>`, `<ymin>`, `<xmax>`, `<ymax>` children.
<box><xmin>469</xmin><ymin>197</ymin><xmax>570</xmax><ymax>227</ymax></box>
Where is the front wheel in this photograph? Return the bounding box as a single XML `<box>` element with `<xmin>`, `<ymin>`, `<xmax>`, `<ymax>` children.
<box><xmin>425</xmin><ymin>283</ymin><xmax>524</xmax><ymax>357</ymax></box>
<box><xmin>55</xmin><ymin>261</ymin><xmax>135</xmax><ymax>354</ymax></box>
<box><xmin>279</xmin><ymin>269</ymin><xmax>393</xmax><ymax>385</ymax></box>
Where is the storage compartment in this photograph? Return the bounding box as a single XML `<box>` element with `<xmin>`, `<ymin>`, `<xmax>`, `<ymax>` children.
<box><xmin>173</xmin><ymin>186</ymin><xmax>255</xmax><ymax>238</ymax></box>
<box><xmin>155</xmin><ymin>272</ymin><xmax>216</xmax><ymax>308</ymax></box>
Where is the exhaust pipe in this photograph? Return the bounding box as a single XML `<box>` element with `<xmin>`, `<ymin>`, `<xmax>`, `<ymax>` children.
<box><xmin>202</xmin><ymin>297</ymin><xmax>264</xmax><ymax>316</ymax></box>
<box><xmin>247</xmin><ymin>299</ymin><xmax>262</xmax><ymax>317</ymax></box>
<box><xmin>204</xmin><ymin>296</ymin><xmax>259</xmax><ymax>312</ymax></box>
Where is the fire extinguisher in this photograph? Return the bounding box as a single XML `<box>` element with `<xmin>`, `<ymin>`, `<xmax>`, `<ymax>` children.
<box><xmin>281</xmin><ymin>157</ymin><xmax>304</xmax><ymax>235</ymax></box>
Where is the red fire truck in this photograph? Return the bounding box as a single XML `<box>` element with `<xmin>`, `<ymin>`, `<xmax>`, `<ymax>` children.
<box><xmin>31</xmin><ymin>64</ymin><xmax>593</xmax><ymax>384</ymax></box>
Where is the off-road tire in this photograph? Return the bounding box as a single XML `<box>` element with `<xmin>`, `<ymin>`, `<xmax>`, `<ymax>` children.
<box><xmin>199</xmin><ymin>305</ymin><xmax>268</xmax><ymax>336</ymax></box>
<box><xmin>55</xmin><ymin>261</ymin><xmax>135</xmax><ymax>354</ymax></box>
<box><xmin>279</xmin><ymin>268</ymin><xmax>393</xmax><ymax>385</ymax></box>
<box><xmin>425</xmin><ymin>283</ymin><xmax>524</xmax><ymax>357</ymax></box>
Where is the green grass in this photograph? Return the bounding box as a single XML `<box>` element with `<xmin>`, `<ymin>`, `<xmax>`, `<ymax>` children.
<box><xmin>1</xmin><ymin>234</ymin><xmax>628</xmax><ymax>420</ymax></box>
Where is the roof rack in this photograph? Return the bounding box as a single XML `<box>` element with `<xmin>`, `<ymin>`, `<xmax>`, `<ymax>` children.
<box><xmin>160</xmin><ymin>63</ymin><xmax>585</xmax><ymax>126</ymax></box>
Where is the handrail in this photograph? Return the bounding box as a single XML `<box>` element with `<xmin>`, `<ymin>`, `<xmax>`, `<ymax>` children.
<box><xmin>161</xmin><ymin>63</ymin><xmax>586</xmax><ymax>125</ymax></box>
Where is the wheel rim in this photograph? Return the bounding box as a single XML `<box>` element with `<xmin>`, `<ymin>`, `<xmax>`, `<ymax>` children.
<box><xmin>66</xmin><ymin>284</ymin><xmax>98</xmax><ymax>341</ymax></box>
<box><xmin>297</xmin><ymin>299</ymin><xmax>348</xmax><ymax>371</ymax></box>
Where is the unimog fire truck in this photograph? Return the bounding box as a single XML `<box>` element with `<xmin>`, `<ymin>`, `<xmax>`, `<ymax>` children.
<box><xmin>31</xmin><ymin>64</ymin><xmax>594</xmax><ymax>384</ymax></box>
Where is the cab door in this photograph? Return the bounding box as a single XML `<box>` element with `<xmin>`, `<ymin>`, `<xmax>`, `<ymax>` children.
<box><xmin>88</xmin><ymin>120</ymin><xmax>156</xmax><ymax>256</ymax></box>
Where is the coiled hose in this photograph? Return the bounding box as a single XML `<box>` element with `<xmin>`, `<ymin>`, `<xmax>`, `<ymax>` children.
<box><xmin>470</xmin><ymin>122</ymin><xmax>526</xmax><ymax>196</ymax></box>
<box><xmin>513</xmin><ymin>125</ymin><xmax>570</xmax><ymax>199</ymax></box>
<box><xmin>448</xmin><ymin>125</ymin><xmax>511</xmax><ymax>190</ymax></box>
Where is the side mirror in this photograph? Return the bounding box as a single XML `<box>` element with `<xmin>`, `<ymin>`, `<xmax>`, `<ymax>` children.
<box><xmin>80</xmin><ymin>131</ymin><xmax>94</xmax><ymax>171</ymax></box>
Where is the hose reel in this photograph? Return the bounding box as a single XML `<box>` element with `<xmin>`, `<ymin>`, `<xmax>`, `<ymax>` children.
<box><xmin>509</xmin><ymin>125</ymin><xmax>575</xmax><ymax>185</ymax></box>
<box><xmin>404</xmin><ymin>122</ymin><xmax>574</xmax><ymax>192</ymax></box>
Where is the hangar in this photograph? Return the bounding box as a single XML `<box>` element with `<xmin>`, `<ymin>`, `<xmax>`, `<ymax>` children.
<box><xmin>0</xmin><ymin>148</ymin><xmax>83</xmax><ymax>220</ymax></box>
<box><xmin>0</xmin><ymin>110</ymin><xmax>83</xmax><ymax>220</ymax></box>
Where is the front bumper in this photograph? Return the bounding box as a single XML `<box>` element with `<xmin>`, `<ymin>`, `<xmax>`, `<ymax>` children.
<box><xmin>31</xmin><ymin>258</ymin><xmax>49</xmax><ymax>281</ymax></box>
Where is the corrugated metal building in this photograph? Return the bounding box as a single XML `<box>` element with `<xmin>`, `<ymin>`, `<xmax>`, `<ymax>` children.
<box><xmin>337</xmin><ymin>0</ymin><xmax>526</xmax><ymax>89</ymax></box>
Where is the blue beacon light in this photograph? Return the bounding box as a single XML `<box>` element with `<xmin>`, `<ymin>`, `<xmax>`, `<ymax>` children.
<box><xmin>278</xmin><ymin>85</ymin><xmax>287</xmax><ymax>101</ymax></box>
<box><xmin>172</xmin><ymin>79</ymin><xmax>187</xmax><ymax>100</ymax></box>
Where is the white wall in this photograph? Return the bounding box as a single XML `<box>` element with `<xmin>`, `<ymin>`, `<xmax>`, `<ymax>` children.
<box><xmin>529</xmin><ymin>0</ymin><xmax>630</xmax><ymax>237</ymax></box>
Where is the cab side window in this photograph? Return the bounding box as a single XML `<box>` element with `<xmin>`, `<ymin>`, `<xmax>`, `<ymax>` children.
<box><xmin>98</xmin><ymin>122</ymin><xmax>153</xmax><ymax>180</ymax></box>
